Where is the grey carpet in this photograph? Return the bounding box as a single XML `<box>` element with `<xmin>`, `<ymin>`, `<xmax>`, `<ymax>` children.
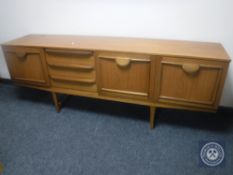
<box><xmin>0</xmin><ymin>84</ymin><xmax>233</xmax><ymax>175</ymax></box>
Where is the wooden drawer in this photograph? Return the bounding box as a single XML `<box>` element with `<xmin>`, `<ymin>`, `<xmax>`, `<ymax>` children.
<box><xmin>46</xmin><ymin>49</ymin><xmax>94</xmax><ymax>66</ymax></box>
<box><xmin>97</xmin><ymin>53</ymin><xmax>153</xmax><ymax>100</ymax></box>
<box><xmin>48</xmin><ymin>66</ymin><xmax>95</xmax><ymax>79</ymax></box>
<box><xmin>157</xmin><ymin>57</ymin><xmax>227</xmax><ymax>109</ymax></box>
<box><xmin>45</xmin><ymin>49</ymin><xmax>97</xmax><ymax>92</ymax></box>
<box><xmin>51</xmin><ymin>78</ymin><xmax>97</xmax><ymax>92</ymax></box>
<box><xmin>3</xmin><ymin>46</ymin><xmax>49</xmax><ymax>86</ymax></box>
<box><xmin>49</xmin><ymin>68</ymin><xmax>97</xmax><ymax>91</ymax></box>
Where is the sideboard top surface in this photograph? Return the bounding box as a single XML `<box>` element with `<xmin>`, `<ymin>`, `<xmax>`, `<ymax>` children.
<box><xmin>2</xmin><ymin>34</ymin><xmax>230</xmax><ymax>61</ymax></box>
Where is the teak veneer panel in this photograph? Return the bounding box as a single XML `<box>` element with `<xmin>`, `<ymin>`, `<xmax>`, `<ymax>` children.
<box><xmin>3</xmin><ymin>46</ymin><xmax>49</xmax><ymax>86</ymax></box>
<box><xmin>157</xmin><ymin>57</ymin><xmax>228</xmax><ymax>109</ymax></box>
<box><xmin>97</xmin><ymin>52</ymin><xmax>153</xmax><ymax>100</ymax></box>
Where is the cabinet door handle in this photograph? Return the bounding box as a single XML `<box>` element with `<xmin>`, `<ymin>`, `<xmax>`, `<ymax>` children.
<box><xmin>182</xmin><ymin>63</ymin><xmax>200</xmax><ymax>74</ymax></box>
<box><xmin>16</xmin><ymin>52</ymin><xmax>27</xmax><ymax>58</ymax></box>
<box><xmin>115</xmin><ymin>57</ymin><xmax>131</xmax><ymax>67</ymax></box>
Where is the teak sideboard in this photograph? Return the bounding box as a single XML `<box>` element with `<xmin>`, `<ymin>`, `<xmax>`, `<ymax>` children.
<box><xmin>2</xmin><ymin>35</ymin><xmax>231</xmax><ymax>128</ymax></box>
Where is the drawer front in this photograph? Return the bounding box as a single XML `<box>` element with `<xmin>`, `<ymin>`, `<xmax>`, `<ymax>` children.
<box><xmin>51</xmin><ymin>78</ymin><xmax>97</xmax><ymax>92</ymax></box>
<box><xmin>46</xmin><ymin>49</ymin><xmax>94</xmax><ymax>66</ymax></box>
<box><xmin>157</xmin><ymin>57</ymin><xmax>226</xmax><ymax>108</ymax></box>
<box><xmin>50</xmin><ymin>69</ymin><xmax>97</xmax><ymax>91</ymax></box>
<box><xmin>46</xmin><ymin>49</ymin><xmax>97</xmax><ymax>92</ymax></box>
<box><xmin>97</xmin><ymin>53</ymin><xmax>152</xmax><ymax>100</ymax></box>
<box><xmin>48</xmin><ymin>66</ymin><xmax>95</xmax><ymax>79</ymax></box>
<box><xmin>3</xmin><ymin>46</ymin><xmax>49</xmax><ymax>86</ymax></box>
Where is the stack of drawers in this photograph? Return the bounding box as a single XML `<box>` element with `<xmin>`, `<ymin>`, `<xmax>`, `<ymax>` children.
<box><xmin>45</xmin><ymin>49</ymin><xmax>97</xmax><ymax>92</ymax></box>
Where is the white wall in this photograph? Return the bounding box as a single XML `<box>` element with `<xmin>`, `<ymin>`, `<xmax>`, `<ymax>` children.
<box><xmin>0</xmin><ymin>0</ymin><xmax>233</xmax><ymax>106</ymax></box>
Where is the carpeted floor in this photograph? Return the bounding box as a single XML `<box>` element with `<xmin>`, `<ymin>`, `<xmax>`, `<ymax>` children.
<box><xmin>0</xmin><ymin>84</ymin><xmax>233</xmax><ymax>175</ymax></box>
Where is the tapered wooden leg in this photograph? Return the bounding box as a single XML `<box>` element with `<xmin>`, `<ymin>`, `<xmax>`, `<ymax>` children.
<box><xmin>51</xmin><ymin>92</ymin><xmax>61</xmax><ymax>112</ymax></box>
<box><xmin>0</xmin><ymin>162</ymin><xmax>4</xmax><ymax>174</ymax></box>
<box><xmin>150</xmin><ymin>106</ymin><xmax>156</xmax><ymax>129</ymax></box>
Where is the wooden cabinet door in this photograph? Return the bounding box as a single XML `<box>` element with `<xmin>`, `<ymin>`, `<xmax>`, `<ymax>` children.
<box><xmin>3</xmin><ymin>47</ymin><xmax>49</xmax><ymax>86</ymax></box>
<box><xmin>97</xmin><ymin>53</ymin><xmax>153</xmax><ymax>100</ymax></box>
<box><xmin>157</xmin><ymin>57</ymin><xmax>228</xmax><ymax>109</ymax></box>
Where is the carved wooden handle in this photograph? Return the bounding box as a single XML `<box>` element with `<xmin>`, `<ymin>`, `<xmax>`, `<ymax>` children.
<box><xmin>116</xmin><ymin>57</ymin><xmax>131</xmax><ymax>67</ymax></box>
<box><xmin>182</xmin><ymin>63</ymin><xmax>200</xmax><ymax>74</ymax></box>
<box><xmin>16</xmin><ymin>52</ymin><xmax>27</xmax><ymax>58</ymax></box>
